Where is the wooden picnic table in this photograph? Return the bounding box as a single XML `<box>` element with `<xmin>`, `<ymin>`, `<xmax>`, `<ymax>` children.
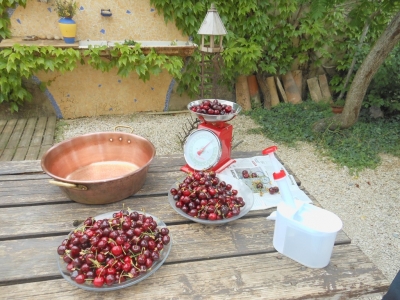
<box><xmin>0</xmin><ymin>151</ymin><xmax>389</xmax><ymax>299</ymax></box>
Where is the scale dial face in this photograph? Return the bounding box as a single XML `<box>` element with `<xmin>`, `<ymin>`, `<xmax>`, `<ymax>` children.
<box><xmin>184</xmin><ymin>129</ymin><xmax>222</xmax><ymax>171</ymax></box>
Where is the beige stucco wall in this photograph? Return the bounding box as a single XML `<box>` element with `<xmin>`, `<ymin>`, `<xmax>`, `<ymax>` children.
<box><xmin>36</xmin><ymin>59</ymin><xmax>175</xmax><ymax>119</ymax></box>
<box><xmin>8</xmin><ymin>0</ymin><xmax>193</xmax><ymax>118</ymax></box>
<box><xmin>10</xmin><ymin>0</ymin><xmax>187</xmax><ymax>42</ymax></box>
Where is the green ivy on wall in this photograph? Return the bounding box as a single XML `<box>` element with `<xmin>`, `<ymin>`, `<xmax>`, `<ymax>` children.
<box><xmin>0</xmin><ymin>44</ymin><xmax>183</xmax><ymax>112</ymax></box>
<box><xmin>1</xmin><ymin>0</ymin><xmax>398</xmax><ymax>112</ymax></box>
<box><xmin>0</xmin><ymin>0</ymin><xmax>184</xmax><ymax>113</ymax></box>
<box><xmin>0</xmin><ymin>0</ymin><xmax>27</xmax><ymax>39</ymax></box>
<box><xmin>85</xmin><ymin>44</ymin><xmax>183</xmax><ymax>81</ymax></box>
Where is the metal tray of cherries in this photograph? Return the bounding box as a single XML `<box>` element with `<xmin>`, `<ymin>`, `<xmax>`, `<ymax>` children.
<box><xmin>188</xmin><ymin>99</ymin><xmax>242</xmax><ymax>123</ymax></box>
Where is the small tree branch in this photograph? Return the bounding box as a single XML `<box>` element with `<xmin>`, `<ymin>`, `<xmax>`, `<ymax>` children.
<box><xmin>337</xmin><ymin>10</ymin><xmax>381</xmax><ymax>101</ymax></box>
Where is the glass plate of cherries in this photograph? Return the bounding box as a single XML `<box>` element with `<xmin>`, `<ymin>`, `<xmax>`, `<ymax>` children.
<box><xmin>168</xmin><ymin>171</ymin><xmax>254</xmax><ymax>225</ymax></box>
<box><xmin>56</xmin><ymin>210</ymin><xmax>172</xmax><ymax>291</ymax></box>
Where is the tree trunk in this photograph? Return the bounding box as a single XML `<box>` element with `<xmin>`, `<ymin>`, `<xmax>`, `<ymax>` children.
<box><xmin>313</xmin><ymin>11</ymin><xmax>400</xmax><ymax>132</ymax></box>
<box><xmin>337</xmin><ymin>10</ymin><xmax>381</xmax><ymax>102</ymax></box>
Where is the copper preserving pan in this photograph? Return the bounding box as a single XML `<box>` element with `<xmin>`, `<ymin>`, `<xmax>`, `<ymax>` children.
<box><xmin>41</xmin><ymin>126</ymin><xmax>156</xmax><ymax>205</ymax></box>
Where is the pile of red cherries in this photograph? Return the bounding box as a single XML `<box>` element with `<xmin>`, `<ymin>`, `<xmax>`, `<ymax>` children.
<box><xmin>57</xmin><ymin>210</ymin><xmax>170</xmax><ymax>288</ymax></box>
<box><xmin>170</xmin><ymin>171</ymin><xmax>245</xmax><ymax>221</ymax></box>
<box><xmin>190</xmin><ymin>99</ymin><xmax>235</xmax><ymax>115</ymax></box>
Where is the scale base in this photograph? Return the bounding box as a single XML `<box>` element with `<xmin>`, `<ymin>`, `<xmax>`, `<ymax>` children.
<box><xmin>180</xmin><ymin>158</ymin><xmax>236</xmax><ymax>174</ymax></box>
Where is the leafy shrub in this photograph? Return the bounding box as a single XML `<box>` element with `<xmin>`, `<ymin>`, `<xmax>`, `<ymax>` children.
<box><xmin>364</xmin><ymin>44</ymin><xmax>400</xmax><ymax>115</ymax></box>
<box><xmin>247</xmin><ymin>101</ymin><xmax>400</xmax><ymax>173</ymax></box>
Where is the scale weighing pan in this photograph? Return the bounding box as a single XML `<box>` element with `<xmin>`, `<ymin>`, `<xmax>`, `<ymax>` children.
<box><xmin>188</xmin><ymin>99</ymin><xmax>242</xmax><ymax>123</ymax></box>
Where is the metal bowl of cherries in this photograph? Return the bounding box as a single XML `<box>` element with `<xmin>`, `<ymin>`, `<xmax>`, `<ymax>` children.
<box><xmin>188</xmin><ymin>99</ymin><xmax>242</xmax><ymax>123</ymax></box>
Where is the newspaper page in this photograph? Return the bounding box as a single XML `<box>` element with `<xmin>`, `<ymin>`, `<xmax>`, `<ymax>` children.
<box><xmin>219</xmin><ymin>155</ymin><xmax>312</xmax><ymax>210</ymax></box>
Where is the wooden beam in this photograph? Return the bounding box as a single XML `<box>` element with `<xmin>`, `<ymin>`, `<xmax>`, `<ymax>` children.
<box><xmin>0</xmin><ymin>245</ymin><xmax>389</xmax><ymax>299</ymax></box>
<box><xmin>307</xmin><ymin>77</ymin><xmax>323</xmax><ymax>102</ymax></box>
<box><xmin>236</xmin><ymin>75</ymin><xmax>252</xmax><ymax>111</ymax></box>
<box><xmin>266</xmin><ymin>77</ymin><xmax>280</xmax><ymax>107</ymax></box>
<box><xmin>275</xmin><ymin>77</ymin><xmax>288</xmax><ymax>103</ymax></box>
<box><xmin>292</xmin><ymin>70</ymin><xmax>302</xmax><ymax>96</ymax></box>
<box><xmin>282</xmin><ymin>71</ymin><xmax>302</xmax><ymax>104</ymax></box>
<box><xmin>318</xmin><ymin>74</ymin><xmax>332</xmax><ymax>103</ymax></box>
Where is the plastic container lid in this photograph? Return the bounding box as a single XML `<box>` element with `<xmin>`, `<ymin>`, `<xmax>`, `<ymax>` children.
<box><xmin>262</xmin><ymin>146</ymin><xmax>277</xmax><ymax>155</ymax></box>
<box><xmin>273</xmin><ymin>169</ymin><xmax>286</xmax><ymax>180</ymax></box>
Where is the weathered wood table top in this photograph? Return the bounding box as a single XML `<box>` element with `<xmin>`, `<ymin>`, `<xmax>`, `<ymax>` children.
<box><xmin>0</xmin><ymin>151</ymin><xmax>389</xmax><ymax>299</ymax></box>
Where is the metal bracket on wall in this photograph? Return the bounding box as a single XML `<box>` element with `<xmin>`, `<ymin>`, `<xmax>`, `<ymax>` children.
<box><xmin>101</xmin><ymin>9</ymin><xmax>112</xmax><ymax>17</ymax></box>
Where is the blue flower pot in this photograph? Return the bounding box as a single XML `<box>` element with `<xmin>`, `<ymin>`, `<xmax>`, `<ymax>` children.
<box><xmin>58</xmin><ymin>18</ymin><xmax>77</xmax><ymax>44</ymax></box>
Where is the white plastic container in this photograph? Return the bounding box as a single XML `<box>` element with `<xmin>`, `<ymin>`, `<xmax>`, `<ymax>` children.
<box><xmin>273</xmin><ymin>202</ymin><xmax>343</xmax><ymax>268</ymax></box>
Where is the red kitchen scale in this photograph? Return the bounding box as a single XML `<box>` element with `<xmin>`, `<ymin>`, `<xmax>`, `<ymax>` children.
<box><xmin>181</xmin><ymin>99</ymin><xmax>242</xmax><ymax>173</ymax></box>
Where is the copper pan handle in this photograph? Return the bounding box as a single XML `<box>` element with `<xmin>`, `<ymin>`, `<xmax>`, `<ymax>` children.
<box><xmin>49</xmin><ymin>180</ymin><xmax>88</xmax><ymax>191</ymax></box>
<box><xmin>114</xmin><ymin>125</ymin><xmax>134</xmax><ymax>133</ymax></box>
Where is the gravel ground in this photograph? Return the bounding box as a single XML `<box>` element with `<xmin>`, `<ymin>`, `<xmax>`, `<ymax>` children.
<box><xmin>56</xmin><ymin>112</ymin><xmax>400</xmax><ymax>299</ymax></box>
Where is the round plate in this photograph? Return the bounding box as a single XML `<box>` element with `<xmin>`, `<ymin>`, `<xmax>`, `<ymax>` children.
<box><xmin>168</xmin><ymin>174</ymin><xmax>254</xmax><ymax>225</ymax></box>
<box><xmin>187</xmin><ymin>99</ymin><xmax>242</xmax><ymax>123</ymax></box>
<box><xmin>57</xmin><ymin>210</ymin><xmax>172</xmax><ymax>291</ymax></box>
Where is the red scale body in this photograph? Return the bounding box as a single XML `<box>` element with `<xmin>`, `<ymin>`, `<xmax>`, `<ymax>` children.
<box><xmin>181</xmin><ymin>119</ymin><xmax>235</xmax><ymax>173</ymax></box>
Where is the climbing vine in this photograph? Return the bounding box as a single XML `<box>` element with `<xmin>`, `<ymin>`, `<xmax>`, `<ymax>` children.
<box><xmin>0</xmin><ymin>0</ymin><xmax>184</xmax><ymax>113</ymax></box>
<box><xmin>150</xmin><ymin>0</ymin><xmax>398</xmax><ymax>98</ymax></box>
<box><xmin>1</xmin><ymin>0</ymin><xmax>398</xmax><ymax>112</ymax></box>
<box><xmin>0</xmin><ymin>0</ymin><xmax>27</xmax><ymax>39</ymax></box>
<box><xmin>0</xmin><ymin>44</ymin><xmax>183</xmax><ymax>112</ymax></box>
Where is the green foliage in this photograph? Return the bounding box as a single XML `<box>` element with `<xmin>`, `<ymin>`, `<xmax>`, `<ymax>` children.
<box><xmin>0</xmin><ymin>0</ymin><xmax>27</xmax><ymax>39</ymax></box>
<box><xmin>0</xmin><ymin>45</ymin><xmax>81</xmax><ymax>112</ymax></box>
<box><xmin>220</xmin><ymin>38</ymin><xmax>263</xmax><ymax>83</ymax></box>
<box><xmin>0</xmin><ymin>0</ymin><xmax>184</xmax><ymax>112</ymax></box>
<box><xmin>247</xmin><ymin>102</ymin><xmax>400</xmax><ymax>173</ymax></box>
<box><xmin>328</xmin><ymin>1</ymin><xmax>400</xmax><ymax>98</ymax></box>
<box><xmin>332</xmin><ymin>99</ymin><xmax>345</xmax><ymax>107</ymax></box>
<box><xmin>123</xmin><ymin>39</ymin><xmax>136</xmax><ymax>46</ymax></box>
<box><xmin>54</xmin><ymin>0</ymin><xmax>78</xmax><ymax>18</ymax></box>
<box><xmin>0</xmin><ymin>44</ymin><xmax>183</xmax><ymax>112</ymax></box>
<box><xmin>85</xmin><ymin>44</ymin><xmax>183</xmax><ymax>81</ymax></box>
<box><xmin>150</xmin><ymin>0</ymin><xmax>398</xmax><ymax>99</ymax></box>
<box><xmin>364</xmin><ymin>44</ymin><xmax>400</xmax><ymax>114</ymax></box>
<box><xmin>248</xmin><ymin>101</ymin><xmax>332</xmax><ymax>146</ymax></box>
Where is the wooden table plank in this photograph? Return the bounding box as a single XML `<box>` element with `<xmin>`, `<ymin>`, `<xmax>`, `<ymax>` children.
<box><xmin>0</xmin><ymin>119</ymin><xmax>17</xmax><ymax>156</ymax></box>
<box><xmin>42</xmin><ymin>116</ymin><xmax>56</xmax><ymax>145</ymax></box>
<box><xmin>0</xmin><ymin>148</ymin><xmax>16</xmax><ymax>161</ymax></box>
<box><xmin>0</xmin><ymin>195</ymin><xmax>266</xmax><ymax>239</ymax></box>
<box><xmin>0</xmin><ymin>151</ymin><xmax>295</xmax><ymax>179</ymax></box>
<box><xmin>25</xmin><ymin>145</ymin><xmax>41</xmax><ymax>160</ymax></box>
<box><xmin>38</xmin><ymin>144</ymin><xmax>52</xmax><ymax>159</ymax></box>
<box><xmin>0</xmin><ymin>170</ymin><xmax>182</xmax><ymax>207</ymax></box>
<box><xmin>15</xmin><ymin>117</ymin><xmax>37</xmax><ymax>148</ymax></box>
<box><xmin>25</xmin><ymin>117</ymin><xmax>47</xmax><ymax>160</ymax></box>
<box><xmin>0</xmin><ymin>217</ymin><xmax>351</xmax><ymax>284</ymax></box>
<box><xmin>0</xmin><ymin>151</ymin><xmax>302</xmax><ymax>207</ymax></box>
<box><xmin>0</xmin><ymin>190</ymin><xmax>348</xmax><ymax>242</ymax></box>
<box><xmin>0</xmin><ymin>160</ymin><xmax>43</xmax><ymax>175</ymax></box>
<box><xmin>12</xmin><ymin>117</ymin><xmax>38</xmax><ymax>161</ymax></box>
<box><xmin>0</xmin><ymin>119</ymin><xmax>28</xmax><ymax>161</ymax></box>
<box><xmin>0</xmin><ymin>175</ymin><xmax>310</xmax><ymax>212</ymax></box>
<box><xmin>4</xmin><ymin>118</ymin><xmax>27</xmax><ymax>149</ymax></box>
<box><xmin>0</xmin><ymin>245</ymin><xmax>389</xmax><ymax>299</ymax></box>
<box><xmin>0</xmin><ymin>151</ymin><xmax>265</xmax><ymax>174</ymax></box>
<box><xmin>0</xmin><ymin>119</ymin><xmax>7</xmax><ymax>134</ymax></box>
